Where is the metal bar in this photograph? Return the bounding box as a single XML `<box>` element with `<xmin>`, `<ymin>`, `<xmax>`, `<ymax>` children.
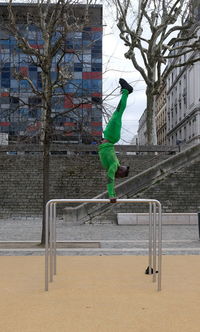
<box><xmin>53</xmin><ymin>203</ymin><xmax>57</xmax><ymax>275</ymax></box>
<box><xmin>157</xmin><ymin>202</ymin><xmax>162</xmax><ymax>291</ymax></box>
<box><xmin>148</xmin><ymin>203</ymin><xmax>152</xmax><ymax>274</ymax></box>
<box><xmin>49</xmin><ymin>203</ymin><xmax>53</xmax><ymax>282</ymax></box>
<box><xmin>45</xmin><ymin>198</ymin><xmax>162</xmax><ymax>292</ymax></box>
<box><xmin>45</xmin><ymin>203</ymin><xmax>49</xmax><ymax>291</ymax></box>
<box><xmin>153</xmin><ymin>203</ymin><xmax>157</xmax><ymax>283</ymax></box>
<box><xmin>45</xmin><ymin>198</ymin><xmax>162</xmax><ymax>204</ymax></box>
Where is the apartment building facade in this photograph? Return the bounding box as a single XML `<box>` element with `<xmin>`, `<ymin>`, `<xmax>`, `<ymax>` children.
<box><xmin>166</xmin><ymin>40</ymin><xmax>200</xmax><ymax>147</ymax></box>
<box><xmin>0</xmin><ymin>3</ymin><xmax>103</xmax><ymax>143</ymax></box>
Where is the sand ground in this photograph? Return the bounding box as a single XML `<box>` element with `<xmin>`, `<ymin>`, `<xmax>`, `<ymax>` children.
<box><xmin>1</xmin><ymin>255</ymin><xmax>200</xmax><ymax>332</ymax></box>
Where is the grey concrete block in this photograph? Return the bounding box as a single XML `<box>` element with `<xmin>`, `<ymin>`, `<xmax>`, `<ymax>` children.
<box><xmin>117</xmin><ymin>213</ymin><xmax>198</xmax><ymax>225</ymax></box>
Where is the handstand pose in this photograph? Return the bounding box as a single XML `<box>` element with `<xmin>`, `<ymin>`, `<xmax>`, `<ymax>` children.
<box><xmin>98</xmin><ymin>78</ymin><xmax>133</xmax><ymax>203</ymax></box>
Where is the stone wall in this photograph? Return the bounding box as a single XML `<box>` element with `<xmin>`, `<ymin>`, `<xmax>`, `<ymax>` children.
<box><xmin>91</xmin><ymin>158</ymin><xmax>200</xmax><ymax>224</ymax></box>
<box><xmin>0</xmin><ymin>151</ymin><xmax>168</xmax><ymax>217</ymax></box>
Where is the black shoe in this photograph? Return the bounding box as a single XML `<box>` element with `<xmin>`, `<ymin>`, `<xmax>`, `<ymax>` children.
<box><xmin>119</xmin><ymin>78</ymin><xmax>133</xmax><ymax>94</ymax></box>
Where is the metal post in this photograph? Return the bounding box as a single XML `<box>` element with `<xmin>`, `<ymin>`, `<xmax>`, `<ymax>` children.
<box><xmin>53</xmin><ymin>203</ymin><xmax>57</xmax><ymax>275</ymax></box>
<box><xmin>148</xmin><ymin>203</ymin><xmax>152</xmax><ymax>274</ymax></box>
<box><xmin>152</xmin><ymin>203</ymin><xmax>157</xmax><ymax>283</ymax></box>
<box><xmin>45</xmin><ymin>202</ymin><xmax>49</xmax><ymax>291</ymax></box>
<box><xmin>157</xmin><ymin>202</ymin><xmax>162</xmax><ymax>291</ymax></box>
<box><xmin>198</xmin><ymin>212</ymin><xmax>200</xmax><ymax>240</ymax></box>
<box><xmin>50</xmin><ymin>203</ymin><xmax>53</xmax><ymax>282</ymax></box>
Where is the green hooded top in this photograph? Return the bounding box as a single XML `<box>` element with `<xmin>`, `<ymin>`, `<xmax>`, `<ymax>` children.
<box><xmin>98</xmin><ymin>142</ymin><xmax>119</xmax><ymax>197</ymax></box>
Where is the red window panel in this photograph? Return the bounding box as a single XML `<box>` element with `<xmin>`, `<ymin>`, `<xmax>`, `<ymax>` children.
<box><xmin>83</xmin><ymin>103</ymin><xmax>92</xmax><ymax>109</ymax></box>
<box><xmin>92</xmin><ymin>131</ymin><xmax>102</xmax><ymax>136</ymax></box>
<box><xmin>64</xmin><ymin>95</ymin><xmax>74</xmax><ymax>108</ymax></box>
<box><xmin>91</xmin><ymin>27</ymin><xmax>103</xmax><ymax>31</ymax></box>
<box><xmin>63</xmin><ymin>122</ymin><xmax>76</xmax><ymax>127</ymax></box>
<box><xmin>1</xmin><ymin>92</ymin><xmax>9</xmax><ymax>97</ymax></box>
<box><xmin>91</xmin><ymin>122</ymin><xmax>102</xmax><ymax>126</ymax></box>
<box><xmin>27</xmin><ymin>122</ymin><xmax>41</xmax><ymax>132</ymax></box>
<box><xmin>65</xmin><ymin>49</ymin><xmax>75</xmax><ymax>53</ymax></box>
<box><xmin>35</xmin><ymin>122</ymin><xmax>41</xmax><ymax>129</ymax></box>
<box><xmin>27</xmin><ymin>126</ymin><xmax>36</xmax><ymax>132</ymax></box>
<box><xmin>31</xmin><ymin>44</ymin><xmax>43</xmax><ymax>49</ymax></box>
<box><xmin>19</xmin><ymin>67</ymin><xmax>28</xmax><ymax>76</ymax></box>
<box><xmin>0</xmin><ymin>122</ymin><xmax>10</xmax><ymax>127</ymax></box>
<box><xmin>82</xmin><ymin>72</ymin><xmax>102</xmax><ymax>79</ymax></box>
<box><xmin>92</xmin><ymin>92</ymin><xmax>102</xmax><ymax>97</ymax></box>
<box><xmin>64</xmin><ymin>131</ymin><xmax>74</xmax><ymax>136</ymax></box>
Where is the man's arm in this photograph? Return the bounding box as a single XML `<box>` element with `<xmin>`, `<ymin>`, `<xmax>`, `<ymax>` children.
<box><xmin>107</xmin><ymin>163</ymin><xmax>118</xmax><ymax>199</ymax></box>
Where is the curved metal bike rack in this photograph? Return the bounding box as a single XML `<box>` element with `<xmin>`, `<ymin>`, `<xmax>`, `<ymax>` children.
<box><xmin>45</xmin><ymin>198</ymin><xmax>162</xmax><ymax>292</ymax></box>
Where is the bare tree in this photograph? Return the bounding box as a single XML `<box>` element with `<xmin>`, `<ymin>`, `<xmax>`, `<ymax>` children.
<box><xmin>111</xmin><ymin>0</ymin><xmax>200</xmax><ymax>144</ymax></box>
<box><xmin>1</xmin><ymin>0</ymin><xmax>99</xmax><ymax>243</ymax></box>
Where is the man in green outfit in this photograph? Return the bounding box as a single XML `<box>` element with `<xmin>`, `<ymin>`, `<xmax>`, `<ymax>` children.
<box><xmin>98</xmin><ymin>78</ymin><xmax>133</xmax><ymax>203</ymax></box>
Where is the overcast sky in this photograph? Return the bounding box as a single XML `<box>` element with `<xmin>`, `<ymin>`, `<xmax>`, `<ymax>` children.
<box><xmin>102</xmin><ymin>3</ymin><xmax>146</xmax><ymax>144</ymax></box>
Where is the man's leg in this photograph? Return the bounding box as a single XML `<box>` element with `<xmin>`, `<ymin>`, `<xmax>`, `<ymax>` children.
<box><xmin>103</xmin><ymin>79</ymin><xmax>133</xmax><ymax>144</ymax></box>
<box><xmin>103</xmin><ymin>89</ymin><xmax>129</xmax><ymax>144</ymax></box>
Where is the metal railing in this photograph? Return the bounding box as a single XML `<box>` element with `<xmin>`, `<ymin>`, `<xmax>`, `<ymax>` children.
<box><xmin>45</xmin><ymin>199</ymin><xmax>162</xmax><ymax>292</ymax></box>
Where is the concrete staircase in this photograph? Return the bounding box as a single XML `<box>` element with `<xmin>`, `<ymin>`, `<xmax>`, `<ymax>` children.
<box><xmin>63</xmin><ymin>144</ymin><xmax>200</xmax><ymax>224</ymax></box>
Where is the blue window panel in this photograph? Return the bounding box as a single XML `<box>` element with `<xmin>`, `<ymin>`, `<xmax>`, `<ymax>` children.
<box><xmin>91</xmin><ymin>63</ymin><xmax>102</xmax><ymax>71</ymax></box>
<box><xmin>10</xmin><ymin>80</ymin><xmax>18</xmax><ymax>88</ymax></box>
<box><xmin>91</xmin><ymin>58</ymin><xmax>102</xmax><ymax>64</ymax></box>
<box><xmin>72</xmin><ymin>79</ymin><xmax>82</xmax><ymax>88</ymax></box>
<box><xmin>20</xmin><ymin>80</ymin><xmax>30</xmax><ymax>88</ymax></box>
<box><xmin>2</xmin><ymin>62</ymin><xmax>10</xmax><ymax>68</ymax></box>
<box><xmin>93</xmin><ymin>40</ymin><xmax>102</xmax><ymax>47</ymax></box>
<box><xmin>29</xmin><ymin>24</ymin><xmax>36</xmax><ymax>31</ymax></box>
<box><xmin>83</xmin><ymin>27</ymin><xmax>91</xmax><ymax>31</ymax></box>
<box><xmin>10</xmin><ymin>88</ymin><xmax>18</xmax><ymax>92</ymax></box>
<box><xmin>29</xmin><ymin>66</ymin><xmax>37</xmax><ymax>71</ymax></box>
<box><xmin>2</xmin><ymin>80</ymin><xmax>10</xmax><ymax>88</ymax></box>
<box><xmin>91</xmin><ymin>53</ymin><xmax>101</xmax><ymax>59</ymax></box>
<box><xmin>74</xmin><ymin>63</ymin><xmax>83</xmax><ymax>72</ymax></box>
<box><xmin>82</xmin><ymin>40</ymin><xmax>91</xmax><ymax>48</ymax></box>
<box><xmin>51</xmin><ymin>72</ymin><xmax>57</xmax><ymax>80</ymax></box>
<box><xmin>91</xmin><ymin>32</ymin><xmax>102</xmax><ymax>41</ymax></box>
<box><xmin>64</xmin><ymin>53</ymin><xmax>74</xmax><ymax>62</ymax></box>
<box><xmin>73</xmin><ymin>39</ymin><xmax>82</xmax><ymax>49</ymax></box>
<box><xmin>91</xmin><ymin>79</ymin><xmax>101</xmax><ymax>93</ymax></box>
<box><xmin>66</xmin><ymin>40</ymin><xmax>73</xmax><ymax>49</ymax></box>
<box><xmin>92</xmin><ymin>46</ymin><xmax>102</xmax><ymax>53</ymax></box>
<box><xmin>29</xmin><ymin>72</ymin><xmax>37</xmax><ymax>80</ymax></box>
<box><xmin>1</xmin><ymin>72</ymin><xmax>10</xmax><ymax>79</ymax></box>
<box><xmin>37</xmin><ymin>73</ymin><xmax>42</xmax><ymax>88</ymax></box>
<box><xmin>91</xmin><ymin>47</ymin><xmax>102</xmax><ymax>53</ymax></box>
<box><xmin>83</xmin><ymin>79</ymin><xmax>91</xmax><ymax>91</ymax></box>
<box><xmin>73</xmin><ymin>72</ymin><xmax>82</xmax><ymax>79</ymax></box>
<box><xmin>83</xmin><ymin>31</ymin><xmax>91</xmax><ymax>40</ymax></box>
<box><xmin>1</xmin><ymin>40</ymin><xmax>9</xmax><ymax>45</ymax></box>
<box><xmin>64</xmin><ymin>83</ymin><xmax>75</xmax><ymax>93</ymax></box>
<box><xmin>83</xmin><ymin>63</ymin><xmax>91</xmax><ymax>72</ymax></box>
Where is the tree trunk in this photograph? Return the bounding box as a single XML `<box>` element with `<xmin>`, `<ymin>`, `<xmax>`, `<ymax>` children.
<box><xmin>146</xmin><ymin>87</ymin><xmax>157</xmax><ymax>145</ymax></box>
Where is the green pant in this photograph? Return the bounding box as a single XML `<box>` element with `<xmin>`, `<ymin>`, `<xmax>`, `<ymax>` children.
<box><xmin>103</xmin><ymin>89</ymin><xmax>129</xmax><ymax>144</ymax></box>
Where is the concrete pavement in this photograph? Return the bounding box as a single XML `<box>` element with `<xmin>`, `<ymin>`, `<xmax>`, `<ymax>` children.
<box><xmin>0</xmin><ymin>217</ymin><xmax>200</xmax><ymax>255</ymax></box>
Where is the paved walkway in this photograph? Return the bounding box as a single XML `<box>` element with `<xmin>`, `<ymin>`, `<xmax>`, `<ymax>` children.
<box><xmin>0</xmin><ymin>217</ymin><xmax>200</xmax><ymax>255</ymax></box>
